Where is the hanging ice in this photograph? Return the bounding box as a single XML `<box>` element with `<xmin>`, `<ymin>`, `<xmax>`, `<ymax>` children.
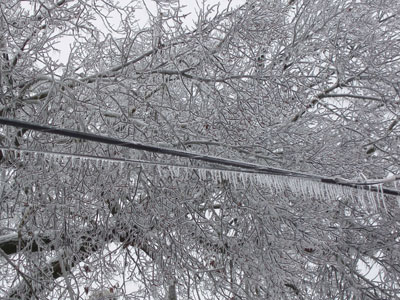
<box><xmin>70</xmin><ymin>156</ymin><xmax>77</xmax><ymax>168</ymax></box>
<box><xmin>103</xmin><ymin>159</ymin><xmax>110</xmax><ymax>171</ymax></box>
<box><xmin>156</xmin><ymin>164</ymin><xmax>164</xmax><ymax>177</ymax></box>
<box><xmin>198</xmin><ymin>168</ymin><xmax>208</xmax><ymax>181</ymax></box>
<box><xmin>96</xmin><ymin>158</ymin><xmax>102</xmax><ymax>169</ymax></box>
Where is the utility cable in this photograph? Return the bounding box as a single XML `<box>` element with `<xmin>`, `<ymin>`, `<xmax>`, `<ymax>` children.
<box><xmin>1</xmin><ymin>117</ymin><xmax>400</xmax><ymax>196</ymax></box>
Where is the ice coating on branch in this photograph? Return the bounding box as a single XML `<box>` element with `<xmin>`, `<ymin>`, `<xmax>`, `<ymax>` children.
<box><xmin>0</xmin><ymin>169</ymin><xmax>5</xmax><ymax>199</ymax></box>
<box><xmin>0</xmin><ymin>147</ymin><xmax>391</xmax><ymax>211</ymax></box>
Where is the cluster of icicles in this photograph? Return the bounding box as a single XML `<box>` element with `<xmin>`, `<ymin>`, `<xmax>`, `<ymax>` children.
<box><xmin>0</xmin><ymin>147</ymin><xmax>392</xmax><ymax>211</ymax></box>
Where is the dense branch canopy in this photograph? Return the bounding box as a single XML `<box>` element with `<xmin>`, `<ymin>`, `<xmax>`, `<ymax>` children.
<box><xmin>1</xmin><ymin>0</ymin><xmax>400</xmax><ymax>299</ymax></box>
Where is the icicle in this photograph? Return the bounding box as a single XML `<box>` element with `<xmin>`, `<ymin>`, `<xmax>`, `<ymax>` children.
<box><xmin>176</xmin><ymin>166</ymin><xmax>182</xmax><ymax>179</ymax></box>
<box><xmin>372</xmin><ymin>189</ymin><xmax>378</xmax><ymax>211</ymax></box>
<box><xmin>31</xmin><ymin>151</ymin><xmax>38</xmax><ymax>164</ymax></box>
<box><xmin>17</xmin><ymin>150</ymin><xmax>23</xmax><ymax>163</ymax></box>
<box><xmin>23</xmin><ymin>150</ymin><xmax>28</xmax><ymax>163</ymax></box>
<box><xmin>124</xmin><ymin>160</ymin><xmax>130</xmax><ymax>172</ymax></box>
<box><xmin>84</xmin><ymin>157</ymin><xmax>91</xmax><ymax>169</ymax></box>
<box><xmin>169</xmin><ymin>165</ymin><xmax>175</xmax><ymax>178</ymax></box>
<box><xmin>37</xmin><ymin>152</ymin><xmax>44</xmax><ymax>166</ymax></box>
<box><xmin>266</xmin><ymin>174</ymin><xmax>274</xmax><ymax>192</ymax></box>
<box><xmin>287</xmin><ymin>177</ymin><xmax>295</xmax><ymax>195</ymax></box>
<box><xmin>306</xmin><ymin>179</ymin><xmax>314</xmax><ymax>197</ymax></box>
<box><xmin>156</xmin><ymin>164</ymin><xmax>163</xmax><ymax>178</ymax></box>
<box><xmin>0</xmin><ymin>169</ymin><xmax>5</xmax><ymax>198</ymax></box>
<box><xmin>104</xmin><ymin>159</ymin><xmax>110</xmax><ymax>171</ymax></box>
<box><xmin>348</xmin><ymin>186</ymin><xmax>356</xmax><ymax>204</ymax></box>
<box><xmin>197</xmin><ymin>168</ymin><xmax>205</xmax><ymax>181</ymax></box>
<box><xmin>86</xmin><ymin>157</ymin><xmax>92</xmax><ymax>169</ymax></box>
<box><xmin>324</xmin><ymin>183</ymin><xmax>333</xmax><ymax>199</ymax></box>
<box><xmin>169</xmin><ymin>166</ymin><xmax>176</xmax><ymax>178</ymax></box>
<box><xmin>366</xmin><ymin>188</ymin><xmax>376</xmax><ymax>211</ymax></box>
<box><xmin>17</xmin><ymin>150</ymin><xmax>24</xmax><ymax>162</ymax></box>
<box><xmin>42</xmin><ymin>152</ymin><xmax>48</xmax><ymax>165</ymax></box>
<box><xmin>119</xmin><ymin>161</ymin><xmax>124</xmax><ymax>174</ymax></box>
<box><xmin>254</xmin><ymin>173</ymin><xmax>261</xmax><ymax>186</ymax></box>
<box><xmin>26</xmin><ymin>151</ymin><xmax>33</xmax><ymax>164</ymax></box>
<box><xmin>216</xmin><ymin>170</ymin><xmax>224</xmax><ymax>183</ymax></box>
<box><xmin>216</xmin><ymin>170</ymin><xmax>222</xmax><ymax>183</ymax></box>
<box><xmin>326</xmin><ymin>183</ymin><xmax>337</xmax><ymax>200</ymax></box>
<box><xmin>286</xmin><ymin>177</ymin><xmax>295</xmax><ymax>195</ymax></box>
<box><xmin>78</xmin><ymin>157</ymin><xmax>84</xmax><ymax>169</ymax></box>
<box><xmin>296</xmin><ymin>178</ymin><xmax>304</xmax><ymax>196</ymax></box>
<box><xmin>219</xmin><ymin>170</ymin><xmax>224</xmax><ymax>183</ymax></box>
<box><xmin>257</xmin><ymin>174</ymin><xmax>263</xmax><ymax>187</ymax></box>
<box><xmin>306</xmin><ymin>178</ymin><xmax>312</xmax><ymax>198</ymax></box>
<box><xmin>274</xmin><ymin>175</ymin><xmax>285</xmax><ymax>193</ymax></box>
<box><xmin>225</xmin><ymin>170</ymin><xmax>231</xmax><ymax>185</ymax></box>
<box><xmin>71</xmin><ymin>156</ymin><xmax>77</xmax><ymax>168</ymax></box>
<box><xmin>247</xmin><ymin>172</ymin><xmax>254</xmax><ymax>186</ymax></box>
<box><xmin>232</xmin><ymin>171</ymin><xmax>238</xmax><ymax>184</ymax></box>
<box><xmin>259</xmin><ymin>174</ymin><xmax>266</xmax><ymax>187</ymax></box>
<box><xmin>304</xmin><ymin>179</ymin><xmax>312</xmax><ymax>197</ymax></box>
<box><xmin>358</xmin><ymin>188</ymin><xmax>366</xmax><ymax>209</ymax></box>
<box><xmin>180</xmin><ymin>166</ymin><xmax>188</xmax><ymax>181</ymax></box>
<box><xmin>239</xmin><ymin>172</ymin><xmax>246</xmax><ymax>186</ymax></box>
<box><xmin>228</xmin><ymin>171</ymin><xmax>234</xmax><ymax>186</ymax></box>
<box><xmin>312</xmin><ymin>181</ymin><xmax>321</xmax><ymax>199</ymax></box>
<box><xmin>261</xmin><ymin>174</ymin><xmax>269</xmax><ymax>188</ymax></box>
<box><xmin>96</xmin><ymin>158</ymin><xmax>102</xmax><ymax>169</ymax></box>
<box><xmin>380</xmin><ymin>185</ymin><xmax>388</xmax><ymax>213</ymax></box>
<box><xmin>109</xmin><ymin>161</ymin><xmax>117</xmax><ymax>172</ymax></box>
<box><xmin>210</xmin><ymin>169</ymin><xmax>217</xmax><ymax>183</ymax></box>
<box><xmin>259</xmin><ymin>174</ymin><xmax>270</xmax><ymax>190</ymax></box>
<box><xmin>217</xmin><ymin>170</ymin><xmax>223</xmax><ymax>183</ymax></box>
<box><xmin>46</xmin><ymin>152</ymin><xmax>53</xmax><ymax>166</ymax></box>
<box><xmin>274</xmin><ymin>175</ymin><xmax>282</xmax><ymax>192</ymax></box>
<box><xmin>227</xmin><ymin>171</ymin><xmax>234</xmax><ymax>188</ymax></box>
<box><xmin>296</xmin><ymin>178</ymin><xmax>306</xmax><ymax>197</ymax></box>
<box><xmin>245</xmin><ymin>172</ymin><xmax>251</xmax><ymax>185</ymax></box>
<box><xmin>309</xmin><ymin>181</ymin><xmax>316</xmax><ymax>198</ymax></box>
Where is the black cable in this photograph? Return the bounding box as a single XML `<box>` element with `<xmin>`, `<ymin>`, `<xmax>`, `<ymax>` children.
<box><xmin>0</xmin><ymin>118</ymin><xmax>303</xmax><ymax>176</ymax></box>
<box><xmin>1</xmin><ymin>117</ymin><xmax>400</xmax><ymax>196</ymax></box>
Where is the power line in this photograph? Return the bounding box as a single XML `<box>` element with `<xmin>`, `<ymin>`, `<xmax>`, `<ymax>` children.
<box><xmin>1</xmin><ymin>117</ymin><xmax>400</xmax><ymax>196</ymax></box>
<box><xmin>0</xmin><ymin>146</ymin><xmax>255</xmax><ymax>174</ymax></box>
<box><xmin>0</xmin><ymin>118</ymin><xmax>313</xmax><ymax>177</ymax></box>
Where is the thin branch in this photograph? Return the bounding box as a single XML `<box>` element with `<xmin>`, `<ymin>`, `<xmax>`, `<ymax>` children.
<box><xmin>291</xmin><ymin>69</ymin><xmax>368</xmax><ymax>122</ymax></box>
<box><xmin>1</xmin><ymin>117</ymin><xmax>399</xmax><ymax>196</ymax></box>
<box><xmin>321</xmin><ymin>93</ymin><xmax>383</xmax><ymax>102</ymax></box>
<box><xmin>0</xmin><ymin>248</ymin><xmax>40</xmax><ymax>300</ymax></box>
